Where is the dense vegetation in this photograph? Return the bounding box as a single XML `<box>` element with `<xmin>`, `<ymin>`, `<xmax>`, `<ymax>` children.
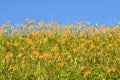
<box><xmin>0</xmin><ymin>19</ymin><xmax>120</xmax><ymax>80</ymax></box>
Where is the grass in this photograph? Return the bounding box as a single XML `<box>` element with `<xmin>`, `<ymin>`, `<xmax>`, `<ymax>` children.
<box><xmin>0</xmin><ymin>19</ymin><xmax>120</xmax><ymax>80</ymax></box>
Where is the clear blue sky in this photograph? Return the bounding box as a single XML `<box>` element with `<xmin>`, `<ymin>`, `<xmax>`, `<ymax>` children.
<box><xmin>0</xmin><ymin>0</ymin><xmax>120</xmax><ymax>25</ymax></box>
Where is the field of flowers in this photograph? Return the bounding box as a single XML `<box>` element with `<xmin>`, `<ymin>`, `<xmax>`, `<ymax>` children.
<box><xmin>0</xmin><ymin>19</ymin><xmax>120</xmax><ymax>80</ymax></box>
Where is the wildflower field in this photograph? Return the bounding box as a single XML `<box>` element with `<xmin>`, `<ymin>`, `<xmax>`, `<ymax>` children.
<box><xmin>0</xmin><ymin>19</ymin><xmax>120</xmax><ymax>80</ymax></box>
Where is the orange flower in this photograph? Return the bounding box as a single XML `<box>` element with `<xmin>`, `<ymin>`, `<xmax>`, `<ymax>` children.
<box><xmin>43</xmin><ymin>38</ymin><xmax>48</xmax><ymax>43</ymax></box>
<box><xmin>1</xmin><ymin>24</ymin><xmax>5</xmax><ymax>28</ymax></box>
<box><xmin>0</xmin><ymin>29</ymin><xmax>6</xmax><ymax>34</ymax></box>
<box><xmin>5</xmin><ymin>52</ymin><xmax>13</xmax><ymax>59</ymax></box>
<box><xmin>73</xmin><ymin>48</ymin><xmax>78</xmax><ymax>53</ymax></box>
<box><xmin>31</xmin><ymin>20</ymin><xmax>35</xmax><ymax>24</ymax></box>
<box><xmin>68</xmin><ymin>25</ymin><xmax>72</xmax><ymax>29</ymax></box>
<box><xmin>106</xmin><ymin>67</ymin><xmax>117</xmax><ymax>73</ymax></box>
<box><xmin>21</xmin><ymin>60</ymin><xmax>25</xmax><ymax>64</ymax></box>
<box><xmin>14</xmin><ymin>42</ymin><xmax>18</xmax><ymax>47</ymax></box>
<box><xmin>55</xmin><ymin>52</ymin><xmax>60</xmax><ymax>58</ymax></box>
<box><xmin>33</xmin><ymin>51</ymin><xmax>44</xmax><ymax>59</ymax></box>
<box><xmin>61</xmin><ymin>52</ymin><xmax>65</xmax><ymax>56</ymax></box>
<box><xmin>17</xmin><ymin>53</ymin><xmax>23</xmax><ymax>58</ymax></box>
<box><xmin>90</xmin><ymin>44</ymin><xmax>95</xmax><ymax>49</ymax></box>
<box><xmin>38</xmin><ymin>21</ymin><xmax>44</xmax><ymax>28</ymax></box>
<box><xmin>117</xmin><ymin>38</ymin><xmax>120</xmax><ymax>42</ymax></box>
<box><xmin>79</xmin><ymin>65</ymin><xmax>85</xmax><ymax>71</ymax></box>
<box><xmin>99</xmin><ymin>25</ymin><xmax>105</xmax><ymax>33</ymax></box>
<box><xmin>33</xmin><ymin>51</ymin><xmax>40</xmax><ymax>57</ymax></box>
<box><xmin>88</xmin><ymin>27</ymin><xmax>92</xmax><ymax>32</ymax></box>
<box><xmin>59</xmin><ymin>38</ymin><xmax>66</xmax><ymax>44</ymax></box>
<box><xmin>67</xmin><ymin>54</ymin><xmax>72</xmax><ymax>59</ymax></box>
<box><xmin>47</xmin><ymin>54</ymin><xmax>53</xmax><ymax>60</ymax></box>
<box><xmin>111</xmin><ymin>67</ymin><xmax>117</xmax><ymax>72</ymax></box>
<box><xmin>43</xmin><ymin>53</ymin><xmax>49</xmax><ymax>58</ymax></box>
<box><xmin>21</xmin><ymin>24</ymin><xmax>25</xmax><ymax>29</ymax></box>
<box><xmin>108</xmin><ymin>33</ymin><xmax>112</xmax><ymax>37</ymax></box>
<box><xmin>38</xmin><ymin>55</ymin><xmax>44</xmax><ymax>59</ymax></box>
<box><xmin>31</xmin><ymin>32</ymin><xmax>38</xmax><ymax>37</ymax></box>
<box><xmin>51</xmin><ymin>45</ymin><xmax>58</xmax><ymax>52</ymax></box>
<box><xmin>48</xmin><ymin>31</ymin><xmax>53</xmax><ymax>37</ymax></box>
<box><xmin>80</xmin><ymin>34</ymin><xmax>83</xmax><ymax>37</ymax></box>
<box><xmin>6</xmin><ymin>41</ymin><xmax>11</xmax><ymax>46</ymax></box>
<box><xmin>77</xmin><ymin>44</ymin><xmax>84</xmax><ymax>50</ymax></box>
<box><xmin>85</xmin><ymin>40</ymin><xmax>91</xmax><ymax>44</ymax></box>
<box><xmin>9</xmin><ymin>66</ymin><xmax>17</xmax><ymax>72</ymax></box>
<box><xmin>26</xmin><ymin>38</ymin><xmax>33</xmax><ymax>45</ymax></box>
<box><xmin>106</xmin><ymin>43</ymin><xmax>113</xmax><ymax>50</ymax></box>
<box><xmin>84</xmin><ymin>70</ymin><xmax>91</xmax><ymax>76</ymax></box>
<box><xmin>25</xmin><ymin>18</ymin><xmax>31</xmax><ymax>24</ymax></box>
<box><xmin>30</xmin><ymin>46</ymin><xmax>35</xmax><ymax>50</ymax></box>
<box><xmin>106</xmin><ymin>68</ymin><xmax>111</xmax><ymax>73</ymax></box>
<box><xmin>45</xmin><ymin>24</ymin><xmax>48</xmax><ymax>29</ymax></box>
<box><xmin>58</xmin><ymin>62</ymin><xmax>66</xmax><ymax>67</ymax></box>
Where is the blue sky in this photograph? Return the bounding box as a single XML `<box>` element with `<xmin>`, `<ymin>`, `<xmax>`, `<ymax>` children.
<box><xmin>0</xmin><ymin>0</ymin><xmax>120</xmax><ymax>25</ymax></box>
